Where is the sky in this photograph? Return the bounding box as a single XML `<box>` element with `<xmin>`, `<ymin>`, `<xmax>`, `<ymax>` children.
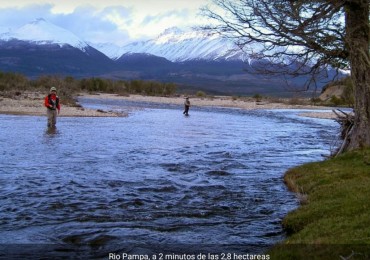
<box><xmin>0</xmin><ymin>0</ymin><xmax>212</xmax><ymax>46</ymax></box>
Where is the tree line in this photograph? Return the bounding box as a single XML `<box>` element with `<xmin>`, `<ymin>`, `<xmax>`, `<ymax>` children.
<box><xmin>0</xmin><ymin>72</ymin><xmax>177</xmax><ymax>105</ymax></box>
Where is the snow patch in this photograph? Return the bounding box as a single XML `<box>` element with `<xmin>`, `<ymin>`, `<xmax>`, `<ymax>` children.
<box><xmin>0</xmin><ymin>18</ymin><xmax>89</xmax><ymax>52</ymax></box>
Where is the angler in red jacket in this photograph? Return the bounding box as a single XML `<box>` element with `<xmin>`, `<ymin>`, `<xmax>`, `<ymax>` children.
<box><xmin>44</xmin><ymin>87</ymin><xmax>61</xmax><ymax>128</ymax></box>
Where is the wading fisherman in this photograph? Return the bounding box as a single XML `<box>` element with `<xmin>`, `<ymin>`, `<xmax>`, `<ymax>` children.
<box><xmin>44</xmin><ymin>87</ymin><xmax>60</xmax><ymax>128</ymax></box>
<box><xmin>183</xmin><ymin>97</ymin><xmax>190</xmax><ymax>116</ymax></box>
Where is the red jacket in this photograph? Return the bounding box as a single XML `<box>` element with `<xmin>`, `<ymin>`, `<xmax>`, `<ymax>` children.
<box><xmin>44</xmin><ymin>94</ymin><xmax>60</xmax><ymax>112</ymax></box>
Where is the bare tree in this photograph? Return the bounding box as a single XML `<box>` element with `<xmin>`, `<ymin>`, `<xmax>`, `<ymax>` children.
<box><xmin>201</xmin><ymin>0</ymin><xmax>370</xmax><ymax>152</ymax></box>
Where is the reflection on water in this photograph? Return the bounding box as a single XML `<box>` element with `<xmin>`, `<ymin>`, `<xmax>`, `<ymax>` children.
<box><xmin>45</xmin><ymin>126</ymin><xmax>59</xmax><ymax>136</ymax></box>
<box><xmin>0</xmin><ymin>101</ymin><xmax>338</xmax><ymax>258</ymax></box>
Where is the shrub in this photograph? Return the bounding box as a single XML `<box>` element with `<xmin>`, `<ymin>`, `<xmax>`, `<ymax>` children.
<box><xmin>253</xmin><ymin>94</ymin><xmax>262</xmax><ymax>102</ymax></box>
<box><xmin>196</xmin><ymin>91</ymin><xmax>206</xmax><ymax>97</ymax></box>
<box><xmin>310</xmin><ymin>97</ymin><xmax>322</xmax><ymax>105</ymax></box>
<box><xmin>0</xmin><ymin>72</ymin><xmax>29</xmax><ymax>91</ymax></box>
<box><xmin>322</xmin><ymin>76</ymin><xmax>354</xmax><ymax>107</ymax></box>
<box><xmin>341</xmin><ymin>79</ymin><xmax>354</xmax><ymax>107</ymax></box>
<box><xmin>0</xmin><ymin>70</ymin><xmax>177</xmax><ymax>99</ymax></box>
<box><xmin>329</xmin><ymin>95</ymin><xmax>345</xmax><ymax>106</ymax></box>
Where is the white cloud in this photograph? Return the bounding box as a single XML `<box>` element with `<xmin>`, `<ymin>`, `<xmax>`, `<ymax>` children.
<box><xmin>0</xmin><ymin>0</ymin><xmax>211</xmax><ymax>44</ymax></box>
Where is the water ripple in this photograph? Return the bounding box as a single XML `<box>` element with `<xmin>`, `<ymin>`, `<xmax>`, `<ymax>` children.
<box><xmin>0</xmin><ymin>102</ymin><xmax>338</xmax><ymax>256</ymax></box>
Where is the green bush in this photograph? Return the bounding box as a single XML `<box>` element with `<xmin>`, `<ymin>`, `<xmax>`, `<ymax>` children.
<box><xmin>329</xmin><ymin>95</ymin><xmax>345</xmax><ymax>106</ymax></box>
<box><xmin>341</xmin><ymin>79</ymin><xmax>354</xmax><ymax>107</ymax></box>
<box><xmin>322</xmin><ymin>76</ymin><xmax>354</xmax><ymax>107</ymax></box>
<box><xmin>196</xmin><ymin>91</ymin><xmax>206</xmax><ymax>97</ymax></box>
<box><xmin>163</xmin><ymin>83</ymin><xmax>177</xmax><ymax>96</ymax></box>
<box><xmin>125</xmin><ymin>80</ymin><xmax>177</xmax><ymax>96</ymax></box>
<box><xmin>253</xmin><ymin>93</ymin><xmax>262</xmax><ymax>102</ymax></box>
<box><xmin>0</xmin><ymin>70</ymin><xmax>177</xmax><ymax>100</ymax></box>
<box><xmin>310</xmin><ymin>97</ymin><xmax>322</xmax><ymax>105</ymax></box>
<box><xmin>0</xmin><ymin>72</ymin><xmax>29</xmax><ymax>91</ymax></box>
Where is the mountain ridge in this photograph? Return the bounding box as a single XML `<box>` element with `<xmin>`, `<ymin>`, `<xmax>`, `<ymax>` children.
<box><xmin>0</xmin><ymin>18</ymin><xmax>90</xmax><ymax>52</ymax></box>
<box><xmin>1</xmin><ymin>19</ymin><xmax>246</xmax><ymax>62</ymax></box>
<box><xmin>115</xmin><ymin>28</ymin><xmax>244</xmax><ymax>62</ymax></box>
<box><xmin>0</xmin><ymin>18</ymin><xmax>341</xmax><ymax>96</ymax></box>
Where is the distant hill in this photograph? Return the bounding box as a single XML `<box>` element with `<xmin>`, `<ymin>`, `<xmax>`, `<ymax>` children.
<box><xmin>0</xmin><ymin>40</ymin><xmax>116</xmax><ymax>77</ymax></box>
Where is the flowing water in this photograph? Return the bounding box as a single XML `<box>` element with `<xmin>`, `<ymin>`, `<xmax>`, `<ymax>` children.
<box><xmin>0</xmin><ymin>98</ymin><xmax>339</xmax><ymax>258</ymax></box>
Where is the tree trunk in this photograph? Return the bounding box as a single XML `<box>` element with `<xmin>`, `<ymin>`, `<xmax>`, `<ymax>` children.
<box><xmin>345</xmin><ymin>0</ymin><xmax>370</xmax><ymax>150</ymax></box>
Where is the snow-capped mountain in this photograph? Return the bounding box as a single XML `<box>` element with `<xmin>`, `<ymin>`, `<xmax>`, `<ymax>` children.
<box><xmin>0</xmin><ymin>18</ymin><xmax>115</xmax><ymax>77</ymax></box>
<box><xmin>0</xmin><ymin>19</ymin><xmax>244</xmax><ymax>62</ymax></box>
<box><xmin>0</xmin><ymin>18</ymin><xmax>89</xmax><ymax>52</ymax></box>
<box><xmin>115</xmin><ymin>27</ymin><xmax>245</xmax><ymax>62</ymax></box>
<box><xmin>0</xmin><ymin>18</ymin><xmax>341</xmax><ymax>95</ymax></box>
<box><xmin>88</xmin><ymin>42</ymin><xmax>123</xmax><ymax>60</ymax></box>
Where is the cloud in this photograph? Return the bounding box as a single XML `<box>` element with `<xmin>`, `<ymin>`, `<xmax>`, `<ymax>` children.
<box><xmin>141</xmin><ymin>9</ymin><xmax>189</xmax><ymax>25</ymax></box>
<box><xmin>0</xmin><ymin>4</ymin><xmax>132</xmax><ymax>45</ymax></box>
<box><xmin>0</xmin><ymin>1</ymin><xmax>211</xmax><ymax>45</ymax></box>
<box><xmin>0</xmin><ymin>4</ymin><xmax>56</xmax><ymax>29</ymax></box>
<box><xmin>52</xmin><ymin>6</ymin><xmax>132</xmax><ymax>44</ymax></box>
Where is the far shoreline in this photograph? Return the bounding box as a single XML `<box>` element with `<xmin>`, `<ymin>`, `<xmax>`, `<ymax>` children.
<box><xmin>0</xmin><ymin>91</ymin><xmax>339</xmax><ymax>119</ymax></box>
<box><xmin>80</xmin><ymin>93</ymin><xmax>339</xmax><ymax>119</ymax></box>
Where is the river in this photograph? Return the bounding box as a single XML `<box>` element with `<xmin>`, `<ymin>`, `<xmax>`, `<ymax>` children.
<box><xmin>0</xmin><ymin>98</ymin><xmax>339</xmax><ymax>258</ymax></box>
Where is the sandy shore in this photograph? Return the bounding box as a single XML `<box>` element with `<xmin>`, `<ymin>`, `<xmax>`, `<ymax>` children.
<box><xmin>0</xmin><ymin>92</ymin><xmax>338</xmax><ymax>119</ymax></box>
<box><xmin>81</xmin><ymin>93</ymin><xmax>338</xmax><ymax>119</ymax></box>
<box><xmin>0</xmin><ymin>92</ymin><xmax>122</xmax><ymax>117</ymax></box>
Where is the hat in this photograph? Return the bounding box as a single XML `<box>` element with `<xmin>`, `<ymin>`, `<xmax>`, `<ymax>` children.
<box><xmin>50</xmin><ymin>87</ymin><xmax>57</xmax><ymax>92</ymax></box>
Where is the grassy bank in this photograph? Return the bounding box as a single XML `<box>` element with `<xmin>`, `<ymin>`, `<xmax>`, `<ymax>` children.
<box><xmin>269</xmin><ymin>148</ymin><xmax>370</xmax><ymax>259</ymax></box>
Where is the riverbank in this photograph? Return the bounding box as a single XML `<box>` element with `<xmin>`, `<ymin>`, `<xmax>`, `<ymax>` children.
<box><xmin>80</xmin><ymin>93</ymin><xmax>338</xmax><ymax>119</ymax></box>
<box><xmin>0</xmin><ymin>92</ymin><xmax>338</xmax><ymax>118</ymax></box>
<box><xmin>0</xmin><ymin>92</ymin><xmax>122</xmax><ymax>117</ymax></box>
<box><xmin>269</xmin><ymin>148</ymin><xmax>370</xmax><ymax>259</ymax></box>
